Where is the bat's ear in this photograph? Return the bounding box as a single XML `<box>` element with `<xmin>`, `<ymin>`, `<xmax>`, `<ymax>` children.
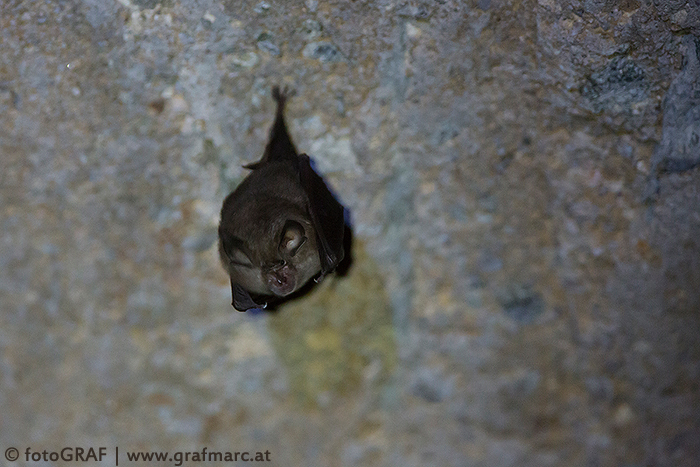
<box><xmin>279</xmin><ymin>220</ymin><xmax>307</xmax><ymax>257</ymax></box>
<box><xmin>231</xmin><ymin>281</ymin><xmax>266</xmax><ymax>311</ymax></box>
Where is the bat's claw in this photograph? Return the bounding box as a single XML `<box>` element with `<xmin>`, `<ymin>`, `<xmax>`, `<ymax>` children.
<box><xmin>272</xmin><ymin>85</ymin><xmax>295</xmax><ymax>105</ymax></box>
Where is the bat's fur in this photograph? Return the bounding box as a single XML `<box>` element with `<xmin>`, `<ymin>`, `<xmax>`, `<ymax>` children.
<box><xmin>218</xmin><ymin>87</ymin><xmax>346</xmax><ymax>311</ymax></box>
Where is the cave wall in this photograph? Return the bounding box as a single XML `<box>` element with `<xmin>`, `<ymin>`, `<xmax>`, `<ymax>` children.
<box><xmin>1</xmin><ymin>0</ymin><xmax>699</xmax><ymax>466</ymax></box>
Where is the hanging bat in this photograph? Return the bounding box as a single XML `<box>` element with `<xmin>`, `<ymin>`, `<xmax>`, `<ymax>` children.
<box><xmin>218</xmin><ymin>86</ymin><xmax>346</xmax><ymax>311</ymax></box>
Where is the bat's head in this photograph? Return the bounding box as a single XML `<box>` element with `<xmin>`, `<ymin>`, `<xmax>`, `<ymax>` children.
<box><xmin>256</xmin><ymin>219</ymin><xmax>312</xmax><ymax>296</ymax></box>
<box><xmin>219</xmin><ymin>214</ymin><xmax>321</xmax><ymax>299</ymax></box>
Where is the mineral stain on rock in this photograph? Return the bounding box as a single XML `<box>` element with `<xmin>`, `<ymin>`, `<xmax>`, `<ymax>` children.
<box><xmin>256</xmin><ymin>32</ymin><xmax>281</xmax><ymax>56</ymax></box>
<box><xmin>267</xmin><ymin>241</ymin><xmax>396</xmax><ymax>406</ymax></box>
<box><xmin>644</xmin><ymin>36</ymin><xmax>700</xmax><ymax>201</ymax></box>
<box><xmin>580</xmin><ymin>56</ymin><xmax>648</xmax><ymax>114</ymax></box>
<box><xmin>302</xmin><ymin>42</ymin><xmax>343</xmax><ymax>62</ymax></box>
<box><xmin>132</xmin><ymin>0</ymin><xmax>174</xmax><ymax>9</ymax></box>
<box><xmin>653</xmin><ymin>36</ymin><xmax>700</xmax><ymax>175</ymax></box>
<box><xmin>499</xmin><ymin>285</ymin><xmax>545</xmax><ymax>325</ymax></box>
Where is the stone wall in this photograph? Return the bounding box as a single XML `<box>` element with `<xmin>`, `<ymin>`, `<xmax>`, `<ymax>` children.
<box><xmin>1</xmin><ymin>0</ymin><xmax>699</xmax><ymax>465</ymax></box>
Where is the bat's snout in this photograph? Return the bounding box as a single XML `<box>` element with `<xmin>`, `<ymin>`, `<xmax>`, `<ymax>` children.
<box><xmin>265</xmin><ymin>264</ymin><xmax>297</xmax><ymax>296</ymax></box>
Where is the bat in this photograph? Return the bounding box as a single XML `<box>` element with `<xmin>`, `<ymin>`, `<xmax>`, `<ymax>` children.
<box><xmin>218</xmin><ymin>86</ymin><xmax>346</xmax><ymax>311</ymax></box>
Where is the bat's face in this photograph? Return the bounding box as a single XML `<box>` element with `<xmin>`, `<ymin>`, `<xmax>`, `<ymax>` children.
<box><xmin>220</xmin><ymin>216</ymin><xmax>321</xmax><ymax>298</ymax></box>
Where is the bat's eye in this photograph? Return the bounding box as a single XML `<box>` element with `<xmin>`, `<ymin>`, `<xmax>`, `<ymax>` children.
<box><xmin>223</xmin><ymin>236</ymin><xmax>254</xmax><ymax>268</ymax></box>
<box><xmin>229</xmin><ymin>250</ymin><xmax>254</xmax><ymax>267</ymax></box>
<box><xmin>280</xmin><ymin>220</ymin><xmax>307</xmax><ymax>257</ymax></box>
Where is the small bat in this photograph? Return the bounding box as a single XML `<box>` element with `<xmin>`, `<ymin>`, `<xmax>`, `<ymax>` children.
<box><xmin>218</xmin><ymin>86</ymin><xmax>346</xmax><ymax>311</ymax></box>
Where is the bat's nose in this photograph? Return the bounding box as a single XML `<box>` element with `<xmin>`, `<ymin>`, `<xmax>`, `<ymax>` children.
<box><xmin>266</xmin><ymin>265</ymin><xmax>296</xmax><ymax>296</ymax></box>
<box><xmin>274</xmin><ymin>274</ymin><xmax>287</xmax><ymax>285</ymax></box>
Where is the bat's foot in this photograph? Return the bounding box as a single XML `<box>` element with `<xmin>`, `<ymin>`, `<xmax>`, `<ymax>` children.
<box><xmin>272</xmin><ymin>85</ymin><xmax>295</xmax><ymax>107</ymax></box>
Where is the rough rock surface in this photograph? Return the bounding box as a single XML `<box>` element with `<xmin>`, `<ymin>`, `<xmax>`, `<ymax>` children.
<box><xmin>1</xmin><ymin>0</ymin><xmax>699</xmax><ymax>466</ymax></box>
